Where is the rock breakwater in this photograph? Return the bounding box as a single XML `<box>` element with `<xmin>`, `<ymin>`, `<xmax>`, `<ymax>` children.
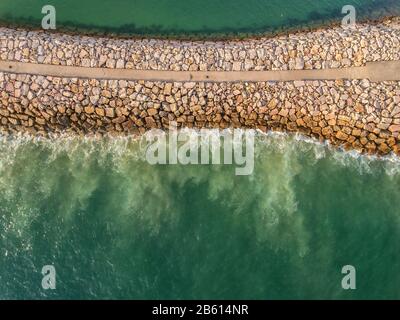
<box><xmin>1</xmin><ymin>19</ymin><xmax>400</xmax><ymax>156</ymax></box>
<box><xmin>1</xmin><ymin>19</ymin><xmax>399</xmax><ymax>72</ymax></box>
<box><xmin>1</xmin><ymin>72</ymin><xmax>399</xmax><ymax>155</ymax></box>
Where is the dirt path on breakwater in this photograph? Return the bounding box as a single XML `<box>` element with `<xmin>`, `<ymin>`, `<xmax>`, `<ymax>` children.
<box><xmin>1</xmin><ymin>60</ymin><xmax>400</xmax><ymax>82</ymax></box>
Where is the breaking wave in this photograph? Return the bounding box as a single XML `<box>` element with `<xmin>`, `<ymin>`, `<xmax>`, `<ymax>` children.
<box><xmin>0</xmin><ymin>131</ymin><xmax>399</xmax><ymax>299</ymax></box>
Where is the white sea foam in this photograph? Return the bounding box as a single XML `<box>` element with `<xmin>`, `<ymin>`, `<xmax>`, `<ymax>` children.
<box><xmin>1</xmin><ymin>131</ymin><xmax>400</xmax><ymax>176</ymax></box>
<box><xmin>0</xmin><ymin>130</ymin><xmax>399</xmax><ymax>277</ymax></box>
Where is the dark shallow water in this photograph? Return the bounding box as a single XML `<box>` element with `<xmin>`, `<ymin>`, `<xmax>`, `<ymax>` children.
<box><xmin>0</xmin><ymin>0</ymin><xmax>399</xmax><ymax>38</ymax></box>
<box><xmin>0</xmin><ymin>133</ymin><xmax>399</xmax><ymax>299</ymax></box>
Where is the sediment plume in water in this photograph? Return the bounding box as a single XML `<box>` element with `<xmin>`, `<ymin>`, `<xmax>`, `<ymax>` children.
<box><xmin>0</xmin><ymin>131</ymin><xmax>399</xmax><ymax>299</ymax></box>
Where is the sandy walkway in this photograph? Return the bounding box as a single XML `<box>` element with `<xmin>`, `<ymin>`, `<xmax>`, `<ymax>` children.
<box><xmin>1</xmin><ymin>60</ymin><xmax>399</xmax><ymax>82</ymax></box>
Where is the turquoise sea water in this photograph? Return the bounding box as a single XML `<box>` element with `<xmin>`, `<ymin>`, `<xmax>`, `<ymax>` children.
<box><xmin>0</xmin><ymin>0</ymin><xmax>399</xmax><ymax>37</ymax></box>
<box><xmin>0</xmin><ymin>132</ymin><xmax>399</xmax><ymax>299</ymax></box>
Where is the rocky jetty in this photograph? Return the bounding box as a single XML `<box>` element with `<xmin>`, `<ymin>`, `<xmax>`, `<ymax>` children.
<box><xmin>1</xmin><ymin>73</ymin><xmax>399</xmax><ymax>155</ymax></box>
<box><xmin>0</xmin><ymin>19</ymin><xmax>399</xmax><ymax>71</ymax></box>
<box><xmin>0</xmin><ymin>19</ymin><xmax>400</xmax><ymax>156</ymax></box>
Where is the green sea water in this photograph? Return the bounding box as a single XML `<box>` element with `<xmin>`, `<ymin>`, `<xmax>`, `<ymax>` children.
<box><xmin>0</xmin><ymin>0</ymin><xmax>399</xmax><ymax>37</ymax></box>
<box><xmin>0</xmin><ymin>132</ymin><xmax>399</xmax><ymax>299</ymax></box>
